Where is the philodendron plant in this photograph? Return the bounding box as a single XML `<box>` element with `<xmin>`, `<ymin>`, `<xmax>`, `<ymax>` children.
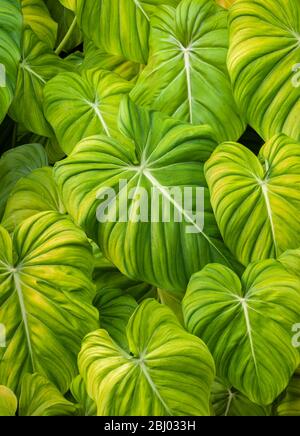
<box><xmin>0</xmin><ymin>0</ymin><xmax>299</xmax><ymax>417</ymax></box>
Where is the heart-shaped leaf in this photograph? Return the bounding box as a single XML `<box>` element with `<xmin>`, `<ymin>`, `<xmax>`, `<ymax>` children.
<box><xmin>0</xmin><ymin>211</ymin><xmax>99</xmax><ymax>393</ymax></box>
<box><xmin>228</xmin><ymin>0</ymin><xmax>300</xmax><ymax>141</ymax></box>
<box><xmin>55</xmin><ymin>97</ymin><xmax>239</xmax><ymax>292</ymax></box>
<box><xmin>131</xmin><ymin>0</ymin><xmax>245</xmax><ymax>142</ymax></box>
<box><xmin>79</xmin><ymin>299</ymin><xmax>215</xmax><ymax>416</ymax></box>
<box><xmin>183</xmin><ymin>260</ymin><xmax>300</xmax><ymax>405</ymax></box>
<box><xmin>205</xmin><ymin>134</ymin><xmax>300</xmax><ymax>266</ymax></box>
<box><xmin>9</xmin><ymin>28</ymin><xmax>69</xmax><ymax>137</ymax></box>
<box><xmin>44</xmin><ymin>69</ymin><xmax>133</xmax><ymax>155</ymax></box>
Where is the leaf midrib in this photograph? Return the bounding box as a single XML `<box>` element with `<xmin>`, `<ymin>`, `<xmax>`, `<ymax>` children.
<box><xmin>143</xmin><ymin>169</ymin><xmax>230</xmax><ymax>264</ymax></box>
<box><xmin>138</xmin><ymin>359</ymin><xmax>172</xmax><ymax>415</ymax></box>
<box><xmin>110</xmin><ymin>333</ymin><xmax>173</xmax><ymax>414</ymax></box>
<box><xmin>21</xmin><ymin>62</ymin><xmax>46</xmax><ymax>84</ymax></box>
<box><xmin>239</xmin><ymin>298</ymin><xmax>259</xmax><ymax>376</ymax></box>
<box><xmin>259</xmin><ymin>181</ymin><xmax>278</xmax><ymax>256</ymax></box>
<box><xmin>87</xmin><ymin>101</ymin><xmax>111</xmax><ymax>137</ymax></box>
<box><xmin>12</xmin><ymin>271</ymin><xmax>35</xmax><ymax>372</ymax></box>
<box><xmin>133</xmin><ymin>0</ymin><xmax>150</xmax><ymax>21</ymax></box>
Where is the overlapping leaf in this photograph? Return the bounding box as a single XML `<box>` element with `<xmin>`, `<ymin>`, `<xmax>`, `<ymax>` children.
<box><xmin>79</xmin><ymin>299</ymin><xmax>215</xmax><ymax>416</ymax></box>
<box><xmin>44</xmin><ymin>69</ymin><xmax>133</xmax><ymax>154</ymax></box>
<box><xmin>0</xmin><ymin>143</ymin><xmax>48</xmax><ymax>221</ymax></box>
<box><xmin>205</xmin><ymin>134</ymin><xmax>300</xmax><ymax>266</ymax></box>
<box><xmin>82</xmin><ymin>42</ymin><xmax>140</xmax><ymax>82</ymax></box>
<box><xmin>216</xmin><ymin>0</ymin><xmax>236</xmax><ymax>8</ymax></box>
<box><xmin>2</xmin><ymin>167</ymin><xmax>66</xmax><ymax>232</ymax></box>
<box><xmin>131</xmin><ymin>0</ymin><xmax>245</xmax><ymax>142</ymax></box>
<box><xmin>59</xmin><ymin>0</ymin><xmax>76</xmax><ymax>11</ymax></box>
<box><xmin>0</xmin><ymin>386</ymin><xmax>17</xmax><ymax>416</ymax></box>
<box><xmin>46</xmin><ymin>0</ymin><xmax>82</xmax><ymax>53</ymax></box>
<box><xmin>55</xmin><ymin>97</ymin><xmax>239</xmax><ymax>292</ymax></box>
<box><xmin>21</xmin><ymin>0</ymin><xmax>58</xmax><ymax>48</ymax></box>
<box><xmin>77</xmin><ymin>0</ymin><xmax>180</xmax><ymax>64</ymax></box>
<box><xmin>0</xmin><ymin>212</ymin><xmax>98</xmax><ymax>393</ymax></box>
<box><xmin>93</xmin><ymin>287</ymin><xmax>138</xmax><ymax>349</ymax></box>
<box><xmin>0</xmin><ymin>0</ymin><xmax>22</xmax><ymax>123</ymax></box>
<box><xmin>212</xmin><ymin>378</ymin><xmax>270</xmax><ymax>416</ymax></box>
<box><xmin>9</xmin><ymin>28</ymin><xmax>69</xmax><ymax>137</ymax></box>
<box><xmin>183</xmin><ymin>260</ymin><xmax>300</xmax><ymax>405</ymax></box>
<box><xmin>93</xmin><ymin>244</ymin><xmax>155</xmax><ymax>303</ymax></box>
<box><xmin>19</xmin><ymin>373</ymin><xmax>76</xmax><ymax>416</ymax></box>
<box><xmin>70</xmin><ymin>375</ymin><xmax>96</xmax><ymax>416</ymax></box>
<box><xmin>0</xmin><ymin>0</ymin><xmax>298</xmax><ymax>418</ymax></box>
<box><xmin>277</xmin><ymin>368</ymin><xmax>300</xmax><ymax>416</ymax></box>
<box><xmin>279</xmin><ymin>249</ymin><xmax>300</xmax><ymax>278</ymax></box>
<box><xmin>228</xmin><ymin>0</ymin><xmax>300</xmax><ymax>141</ymax></box>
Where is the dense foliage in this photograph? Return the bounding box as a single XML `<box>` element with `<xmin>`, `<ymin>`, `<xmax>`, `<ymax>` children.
<box><xmin>0</xmin><ymin>0</ymin><xmax>299</xmax><ymax>416</ymax></box>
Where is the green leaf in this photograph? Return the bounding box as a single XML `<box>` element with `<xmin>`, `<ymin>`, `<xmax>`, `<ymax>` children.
<box><xmin>70</xmin><ymin>375</ymin><xmax>97</xmax><ymax>416</ymax></box>
<box><xmin>59</xmin><ymin>0</ymin><xmax>76</xmax><ymax>11</ymax></box>
<box><xmin>21</xmin><ymin>0</ymin><xmax>58</xmax><ymax>48</ymax></box>
<box><xmin>0</xmin><ymin>143</ymin><xmax>48</xmax><ymax>221</ymax></box>
<box><xmin>205</xmin><ymin>134</ymin><xmax>300</xmax><ymax>266</ymax></box>
<box><xmin>0</xmin><ymin>385</ymin><xmax>17</xmax><ymax>416</ymax></box>
<box><xmin>45</xmin><ymin>138</ymin><xmax>66</xmax><ymax>164</ymax></box>
<box><xmin>79</xmin><ymin>299</ymin><xmax>215</xmax><ymax>416</ymax></box>
<box><xmin>277</xmin><ymin>368</ymin><xmax>300</xmax><ymax>416</ymax></box>
<box><xmin>2</xmin><ymin>167</ymin><xmax>66</xmax><ymax>232</ymax></box>
<box><xmin>55</xmin><ymin>97</ymin><xmax>239</xmax><ymax>293</ymax></box>
<box><xmin>19</xmin><ymin>373</ymin><xmax>77</xmax><ymax>416</ymax></box>
<box><xmin>13</xmin><ymin>129</ymin><xmax>66</xmax><ymax>164</ymax></box>
<box><xmin>131</xmin><ymin>0</ymin><xmax>245</xmax><ymax>142</ymax></box>
<box><xmin>228</xmin><ymin>0</ymin><xmax>300</xmax><ymax>142</ymax></box>
<box><xmin>45</xmin><ymin>0</ymin><xmax>82</xmax><ymax>53</ymax></box>
<box><xmin>212</xmin><ymin>378</ymin><xmax>270</xmax><ymax>416</ymax></box>
<box><xmin>93</xmin><ymin>287</ymin><xmax>138</xmax><ymax>349</ymax></box>
<box><xmin>216</xmin><ymin>0</ymin><xmax>236</xmax><ymax>7</ymax></box>
<box><xmin>279</xmin><ymin>249</ymin><xmax>300</xmax><ymax>278</ymax></box>
<box><xmin>65</xmin><ymin>51</ymin><xmax>84</xmax><ymax>70</ymax></box>
<box><xmin>44</xmin><ymin>69</ymin><xmax>133</xmax><ymax>155</ymax></box>
<box><xmin>157</xmin><ymin>288</ymin><xmax>184</xmax><ymax>325</ymax></box>
<box><xmin>183</xmin><ymin>260</ymin><xmax>300</xmax><ymax>405</ymax></box>
<box><xmin>92</xmin><ymin>244</ymin><xmax>156</xmax><ymax>303</ymax></box>
<box><xmin>9</xmin><ymin>28</ymin><xmax>70</xmax><ymax>137</ymax></box>
<box><xmin>82</xmin><ymin>41</ymin><xmax>140</xmax><ymax>82</ymax></box>
<box><xmin>77</xmin><ymin>0</ymin><xmax>180</xmax><ymax>64</ymax></box>
<box><xmin>0</xmin><ymin>211</ymin><xmax>99</xmax><ymax>393</ymax></box>
<box><xmin>0</xmin><ymin>0</ymin><xmax>22</xmax><ymax>123</ymax></box>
